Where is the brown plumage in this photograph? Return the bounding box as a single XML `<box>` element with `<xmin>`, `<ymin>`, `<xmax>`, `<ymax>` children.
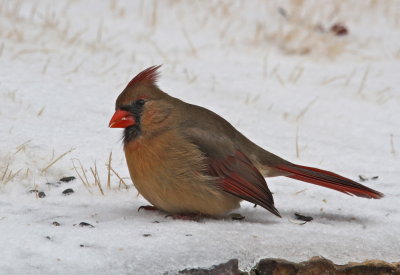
<box><xmin>109</xmin><ymin>65</ymin><xmax>383</xmax><ymax>218</ymax></box>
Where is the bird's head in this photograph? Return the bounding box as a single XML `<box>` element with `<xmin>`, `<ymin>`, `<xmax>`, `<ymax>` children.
<box><xmin>109</xmin><ymin>65</ymin><xmax>174</xmax><ymax>143</ymax></box>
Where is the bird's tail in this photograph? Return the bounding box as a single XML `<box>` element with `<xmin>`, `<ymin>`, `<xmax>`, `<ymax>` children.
<box><xmin>275</xmin><ymin>164</ymin><xmax>383</xmax><ymax>199</ymax></box>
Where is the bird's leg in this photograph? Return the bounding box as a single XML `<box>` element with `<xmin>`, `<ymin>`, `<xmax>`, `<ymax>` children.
<box><xmin>138</xmin><ymin>205</ymin><xmax>159</xmax><ymax>212</ymax></box>
<box><xmin>165</xmin><ymin>213</ymin><xmax>208</xmax><ymax>221</ymax></box>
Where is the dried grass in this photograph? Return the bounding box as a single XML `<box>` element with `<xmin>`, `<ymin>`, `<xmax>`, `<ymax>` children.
<box><xmin>107</xmin><ymin>152</ymin><xmax>112</xmax><ymax>189</ymax></box>
<box><xmin>109</xmin><ymin>166</ymin><xmax>129</xmax><ymax>190</ymax></box>
<box><xmin>295</xmin><ymin>97</ymin><xmax>318</xmax><ymax>121</ymax></box>
<box><xmin>71</xmin><ymin>153</ymin><xmax>130</xmax><ymax>194</ymax></box>
<box><xmin>41</xmin><ymin>148</ymin><xmax>75</xmax><ymax>174</ymax></box>
<box><xmin>357</xmin><ymin>65</ymin><xmax>370</xmax><ymax>95</ymax></box>
<box><xmin>91</xmin><ymin>162</ymin><xmax>104</xmax><ymax>195</ymax></box>
<box><xmin>15</xmin><ymin>140</ymin><xmax>32</xmax><ymax>155</ymax></box>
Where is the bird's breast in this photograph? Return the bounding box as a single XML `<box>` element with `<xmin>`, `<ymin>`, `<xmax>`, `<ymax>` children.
<box><xmin>123</xmin><ymin>130</ymin><xmax>240</xmax><ymax>215</ymax></box>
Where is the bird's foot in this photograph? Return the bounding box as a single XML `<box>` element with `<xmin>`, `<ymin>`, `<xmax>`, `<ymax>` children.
<box><xmin>165</xmin><ymin>213</ymin><xmax>207</xmax><ymax>221</ymax></box>
<box><xmin>138</xmin><ymin>205</ymin><xmax>159</xmax><ymax>212</ymax></box>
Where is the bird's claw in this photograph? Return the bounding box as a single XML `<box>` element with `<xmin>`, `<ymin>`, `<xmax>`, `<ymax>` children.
<box><xmin>138</xmin><ymin>205</ymin><xmax>159</xmax><ymax>212</ymax></box>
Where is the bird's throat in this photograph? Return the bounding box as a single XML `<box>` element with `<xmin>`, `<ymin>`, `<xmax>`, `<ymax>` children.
<box><xmin>123</xmin><ymin>125</ymin><xmax>141</xmax><ymax>144</ymax></box>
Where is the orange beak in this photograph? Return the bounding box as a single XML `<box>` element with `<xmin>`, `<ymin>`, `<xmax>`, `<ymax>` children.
<box><xmin>109</xmin><ymin>110</ymin><xmax>136</xmax><ymax>128</ymax></box>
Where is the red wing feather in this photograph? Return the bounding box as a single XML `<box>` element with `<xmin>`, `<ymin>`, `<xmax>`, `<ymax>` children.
<box><xmin>276</xmin><ymin>164</ymin><xmax>383</xmax><ymax>199</ymax></box>
<box><xmin>208</xmin><ymin>151</ymin><xmax>281</xmax><ymax>217</ymax></box>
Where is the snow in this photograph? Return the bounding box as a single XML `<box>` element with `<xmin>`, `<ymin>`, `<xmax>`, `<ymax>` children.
<box><xmin>0</xmin><ymin>0</ymin><xmax>399</xmax><ymax>274</ymax></box>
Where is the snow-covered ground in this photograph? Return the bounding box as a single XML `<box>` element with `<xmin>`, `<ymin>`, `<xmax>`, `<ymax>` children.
<box><xmin>0</xmin><ymin>0</ymin><xmax>399</xmax><ymax>274</ymax></box>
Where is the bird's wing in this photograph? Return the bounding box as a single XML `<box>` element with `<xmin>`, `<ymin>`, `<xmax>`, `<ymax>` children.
<box><xmin>184</xmin><ymin>127</ymin><xmax>280</xmax><ymax>217</ymax></box>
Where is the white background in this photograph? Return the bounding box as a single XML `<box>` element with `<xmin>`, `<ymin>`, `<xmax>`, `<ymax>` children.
<box><xmin>0</xmin><ymin>1</ymin><xmax>399</xmax><ymax>274</ymax></box>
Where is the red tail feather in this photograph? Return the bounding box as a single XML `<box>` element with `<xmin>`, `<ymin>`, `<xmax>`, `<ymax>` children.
<box><xmin>276</xmin><ymin>164</ymin><xmax>383</xmax><ymax>199</ymax></box>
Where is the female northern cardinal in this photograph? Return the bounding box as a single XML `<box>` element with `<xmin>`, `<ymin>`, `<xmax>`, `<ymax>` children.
<box><xmin>109</xmin><ymin>65</ymin><xmax>383</xmax><ymax>218</ymax></box>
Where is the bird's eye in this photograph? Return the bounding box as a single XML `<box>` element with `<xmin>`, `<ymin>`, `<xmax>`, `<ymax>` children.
<box><xmin>135</xmin><ymin>99</ymin><xmax>146</xmax><ymax>107</ymax></box>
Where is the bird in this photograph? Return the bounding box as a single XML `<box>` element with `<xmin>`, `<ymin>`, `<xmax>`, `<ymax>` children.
<box><xmin>109</xmin><ymin>65</ymin><xmax>383</xmax><ymax>218</ymax></box>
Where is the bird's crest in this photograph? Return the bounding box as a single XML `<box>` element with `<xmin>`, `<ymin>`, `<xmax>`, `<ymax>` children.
<box><xmin>126</xmin><ymin>65</ymin><xmax>162</xmax><ymax>89</ymax></box>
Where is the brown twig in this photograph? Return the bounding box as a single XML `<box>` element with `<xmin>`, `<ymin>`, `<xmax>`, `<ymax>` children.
<box><xmin>90</xmin><ymin>164</ymin><xmax>104</xmax><ymax>195</ymax></box>
<box><xmin>295</xmin><ymin>97</ymin><xmax>318</xmax><ymax>121</ymax></box>
<box><xmin>15</xmin><ymin>140</ymin><xmax>32</xmax><ymax>155</ymax></box>
<box><xmin>321</xmin><ymin>75</ymin><xmax>346</xmax><ymax>85</ymax></box>
<box><xmin>292</xmin><ymin>67</ymin><xmax>304</xmax><ymax>84</ymax></box>
<box><xmin>275</xmin><ymin>72</ymin><xmax>285</xmax><ymax>87</ymax></box>
<box><xmin>182</xmin><ymin>28</ymin><xmax>197</xmax><ymax>56</ymax></box>
<box><xmin>37</xmin><ymin>106</ymin><xmax>45</xmax><ymax>116</ymax></box>
<box><xmin>107</xmin><ymin>152</ymin><xmax>112</xmax><ymax>189</ymax></box>
<box><xmin>42</xmin><ymin>148</ymin><xmax>74</xmax><ymax>173</ymax></box>
<box><xmin>42</xmin><ymin>58</ymin><xmax>51</xmax><ymax>74</ymax></box>
<box><xmin>3</xmin><ymin>169</ymin><xmax>22</xmax><ymax>184</ymax></box>
<box><xmin>79</xmin><ymin>160</ymin><xmax>90</xmax><ymax>186</ymax></box>
<box><xmin>110</xmin><ymin>166</ymin><xmax>128</xmax><ymax>189</ymax></box>
<box><xmin>288</xmin><ymin>64</ymin><xmax>303</xmax><ymax>83</ymax></box>
<box><xmin>72</xmin><ymin>160</ymin><xmax>89</xmax><ymax>187</ymax></box>
<box><xmin>1</xmin><ymin>163</ymin><xmax>9</xmax><ymax>182</ymax></box>
<box><xmin>95</xmin><ymin>162</ymin><xmax>104</xmax><ymax>195</ymax></box>
<box><xmin>357</xmin><ymin>65</ymin><xmax>370</xmax><ymax>94</ymax></box>
<box><xmin>344</xmin><ymin>69</ymin><xmax>355</xmax><ymax>86</ymax></box>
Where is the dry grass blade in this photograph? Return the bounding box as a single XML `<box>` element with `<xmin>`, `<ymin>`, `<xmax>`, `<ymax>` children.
<box><xmin>275</xmin><ymin>72</ymin><xmax>285</xmax><ymax>87</ymax></box>
<box><xmin>41</xmin><ymin>148</ymin><xmax>75</xmax><ymax>173</ymax></box>
<box><xmin>150</xmin><ymin>0</ymin><xmax>158</xmax><ymax>27</ymax></box>
<box><xmin>94</xmin><ymin>162</ymin><xmax>103</xmax><ymax>195</ymax></box>
<box><xmin>182</xmin><ymin>27</ymin><xmax>197</xmax><ymax>56</ymax></box>
<box><xmin>107</xmin><ymin>151</ymin><xmax>112</xmax><ymax>189</ymax></box>
<box><xmin>344</xmin><ymin>69</ymin><xmax>355</xmax><ymax>86</ymax></box>
<box><xmin>67</xmin><ymin>29</ymin><xmax>86</xmax><ymax>45</ymax></box>
<box><xmin>24</xmin><ymin>168</ymin><xmax>30</xmax><ymax>179</ymax></box>
<box><xmin>42</xmin><ymin>58</ymin><xmax>50</xmax><ymax>74</ymax></box>
<box><xmin>269</xmin><ymin>64</ymin><xmax>285</xmax><ymax>87</ymax></box>
<box><xmin>292</xmin><ymin>67</ymin><xmax>304</xmax><ymax>84</ymax></box>
<box><xmin>90</xmin><ymin>164</ymin><xmax>104</xmax><ymax>195</ymax></box>
<box><xmin>37</xmin><ymin>106</ymin><xmax>45</xmax><ymax>116</ymax></box>
<box><xmin>295</xmin><ymin>97</ymin><xmax>318</xmax><ymax>121</ymax></box>
<box><xmin>288</xmin><ymin>64</ymin><xmax>302</xmax><ymax>83</ymax></box>
<box><xmin>293</xmin><ymin>189</ymin><xmax>307</xmax><ymax>195</ymax></box>
<box><xmin>72</xmin><ymin>160</ymin><xmax>89</xmax><ymax>187</ymax></box>
<box><xmin>3</xmin><ymin>168</ymin><xmax>22</xmax><ymax>185</ymax></box>
<box><xmin>184</xmin><ymin>69</ymin><xmax>197</xmax><ymax>83</ymax></box>
<box><xmin>66</xmin><ymin>60</ymin><xmax>85</xmax><ymax>74</ymax></box>
<box><xmin>357</xmin><ymin>65</ymin><xmax>370</xmax><ymax>94</ymax></box>
<box><xmin>321</xmin><ymin>75</ymin><xmax>346</xmax><ymax>85</ymax></box>
<box><xmin>296</xmin><ymin>127</ymin><xmax>300</xmax><ymax>158</ymax></box>
<box><xmin>90</xmin><ymin>167</ymin><xmax>97</xmax><ymax>185</ymax></box>
<box><xmin>11</xmin><ymin>48</ymin><xmax>52</xmax><ymax>60</ymax></box>
<box><xmin>110</xmin><ymin>166</ymin><xmax>128</xmax><ymax>189</ymax></box>
<box><xmin>78</xmin><ymin>160</ymin><xmax>90</xmax><ymax>186</ymax></box>
<box><xmin>1</xmin><ymin>163</ymin><xmax>10</xmax><ymax>182</ymax></box>
<box><xmin>50</xmin><ymin>149</ymin><xmax>55</xmax><ymax>161</ymax></box>
<box><xmin>15</xmin><ymin>139</ymin><xmax>32</xmax><ymax>155</ymax></box>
